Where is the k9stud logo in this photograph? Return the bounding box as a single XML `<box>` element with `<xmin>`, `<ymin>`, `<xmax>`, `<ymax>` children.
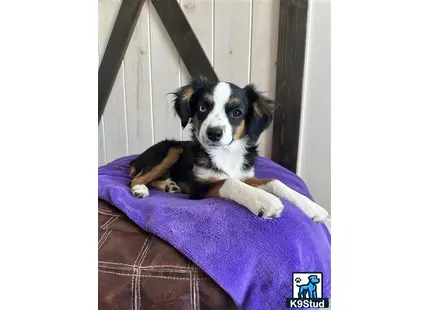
<box><xmin>286</xmin><ymin>272</ymin><xmax>329</xmax><ymax>308</ymax></box>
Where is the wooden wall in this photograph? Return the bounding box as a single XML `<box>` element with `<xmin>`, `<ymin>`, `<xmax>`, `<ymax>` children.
<box><xmin>98</xmin><ymin>0</ymin><xmax>279</xmax><ymax>166</ymax></box>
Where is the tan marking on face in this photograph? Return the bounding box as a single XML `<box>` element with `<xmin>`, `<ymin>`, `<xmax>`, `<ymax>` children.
<box><xmin>253</xmin><ymin>102</ymin><xmax>262</xmax><ymax>117</ymax></box>
<box><xmin>229</xmin><ymin>97</ymin><xmax>241</xmax><ymax>103</ymax></box>
<box><xmin>130</xmin><ymin>147</ymin><xmax>183</xmax><ymax>188</ymax></box>
<box><xmin>234</xmin><ymin>120</ymin><xmax>246</xmax><ymax>140</ymax></box>
<box><xmin>204</xmin><ymin>94</ymin><xmax>213</xmax><ymax>105</ymax></box>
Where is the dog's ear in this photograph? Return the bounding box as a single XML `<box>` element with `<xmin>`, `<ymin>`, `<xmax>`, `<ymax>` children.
<box><xmin>244</xmin><ymin>83</ymin><xmax>276</xmax><ymax>142</ymax></box>
<box><xmin>173</xmin><ymin>84</ymin><xmax>194</xmax><ymax>128</ymax></box>
<box><xmin>173</xmin><ymin>76</ymin><xmax>209</xmax><ymax>128</ymax></box>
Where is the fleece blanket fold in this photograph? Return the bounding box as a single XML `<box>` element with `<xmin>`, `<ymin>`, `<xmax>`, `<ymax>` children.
<box><xmin>98</xmin><ymin>155</ymin><xmax>331</xmax><ymax>310</ymax></box>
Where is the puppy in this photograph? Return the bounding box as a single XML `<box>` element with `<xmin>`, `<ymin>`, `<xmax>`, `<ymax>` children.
<box><xmin>129</xmin><ymin>76</ymin><xmax>328</xmax><ymax>221</ymax></box>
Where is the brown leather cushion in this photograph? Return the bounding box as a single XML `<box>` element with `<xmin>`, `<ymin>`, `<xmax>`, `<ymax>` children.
<box><xmin>98</xmin><ymin>199</ymin><xmax>237</xmax><ymax>310</ymax></box>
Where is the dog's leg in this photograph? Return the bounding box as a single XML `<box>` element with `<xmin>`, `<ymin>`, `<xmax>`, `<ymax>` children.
<box><xmin>130</xmin><ymin>147</ymin><xmax>183</xmax><ymax>198</ymax></box>
<box><xmin>244</xmin><ymin>177</ymin><xmax>329</xmax><ymax>222</ymax></box>
<box><xmin>149</xmin><ymin>178</ymin><xmax>182</xmax><ymax>193</ymax></box>
<box><xmin>204</xmin><ymin>178</ymin><xmax>284</xmax><ymax>219</ymax></box>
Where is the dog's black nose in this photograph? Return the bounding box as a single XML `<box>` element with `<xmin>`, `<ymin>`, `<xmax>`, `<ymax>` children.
<box><xmin>206</xmin><ymin>127</ymin><xmax>223</xmax><ymax>142</ymax></box>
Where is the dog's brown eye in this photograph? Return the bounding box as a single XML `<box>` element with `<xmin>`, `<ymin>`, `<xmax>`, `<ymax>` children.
<box><xmin>232</xmin><ymin>109</ymin><xmax>242</xmax><ymax>118</ymax></box>
<box><xmin>199</xmin><ymin>105</ymin><xmax>207</xmax><ymax>112</ymax></box>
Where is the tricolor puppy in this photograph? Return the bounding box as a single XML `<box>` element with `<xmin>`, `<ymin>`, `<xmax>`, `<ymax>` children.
<box><xmin>129</xmin><ymin>76</ymin><xmax>328</xmax><ymax>221</ymax></box>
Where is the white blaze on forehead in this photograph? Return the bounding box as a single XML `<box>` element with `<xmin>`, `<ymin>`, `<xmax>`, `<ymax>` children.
<box><xmin>208</xmin><ymin>82</ymin><xmax>231</xmax><ymax>122</ymax></box>
<box><xmin>199</xmin><ymin>81</ymin><xmax>233</xmax><ymax>145</ymax></box>
<box><xmin>213</xmin><ymin>82</ymin><xmax>232</xmax><ymax>106</ymax></box>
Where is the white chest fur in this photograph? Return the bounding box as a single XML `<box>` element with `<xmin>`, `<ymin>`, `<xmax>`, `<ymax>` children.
<box><xmin>193</xmin><ymin>140</ymin><xmax>255</xmax><ymax>181</ymax></box>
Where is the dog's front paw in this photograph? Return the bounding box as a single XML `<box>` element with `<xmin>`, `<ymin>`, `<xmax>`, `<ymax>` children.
<box><xmin>132</xmin><ymin>184</ymin><xmax>149</xmax><ymax>198</ymax></box>
<box><xmin>299</xmin><ymin>198</ymin><xmax>329</xmax><ymax>222</ymax></box>
<box><xmin>255</xmin><ymin>192</ymin><xmax>284</xmax><ymax>219</ymax></box>
<box><xmin>311</xmin><ymin>204</ymin><xmax>329</xmax><ymax>222</ymax></box>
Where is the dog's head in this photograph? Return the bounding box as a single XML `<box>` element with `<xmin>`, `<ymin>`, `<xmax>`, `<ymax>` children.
<box><xmin>308</xmin><ymin>275</ymin><xmax>320</xmax><ymax>284</ymax></box>
<box><xmin>173</xmin><ymin>76</ymin><xmax>275</xmax><ymax>148</ymax></box>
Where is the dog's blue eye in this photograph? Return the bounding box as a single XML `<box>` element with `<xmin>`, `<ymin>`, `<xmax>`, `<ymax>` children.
<box><xmin>232</xmin><ymin>109</ymin><xmax>242</xmax><ymax>118</ymax></box>
<box><xmin>199</xmin><ymin>105</ymin><xmax>207</xmax><ymax>112</ymax></box>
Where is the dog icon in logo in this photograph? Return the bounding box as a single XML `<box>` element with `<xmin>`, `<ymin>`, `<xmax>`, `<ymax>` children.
<box><xmin>296</xmin><ymin>275</ymin><xmax>320</xmax><ymax>299</ymax></box>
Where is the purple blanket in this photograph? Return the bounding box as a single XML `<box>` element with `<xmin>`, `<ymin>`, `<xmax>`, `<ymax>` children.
<box><xmin>98</xmin><ymin>155</ymin><xmax>331</xmax><ymax>309</ymax></box>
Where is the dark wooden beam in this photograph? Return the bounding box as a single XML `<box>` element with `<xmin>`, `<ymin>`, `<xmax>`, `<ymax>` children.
<box><xmin>151</xmin><ymin>0</ymin><xmax>218</xmax><ymax>82</ymax></box>
<box><xmin>271</xmin><ymin>0</ymin><xmax>309</xmax><ymax>173</ymax></box>
<box><xmin>98</xmin><ymin>0</ymin><xmax>146</xmax><ymax>124</ymax></box>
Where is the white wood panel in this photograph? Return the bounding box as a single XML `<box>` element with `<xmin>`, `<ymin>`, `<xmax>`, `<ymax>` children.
<box><xmin>297</xmin><ymin>0</ymin><xmax>331</xmax><ymax>213</ymax></box>
<box><xmin>98</xmin><ymin>0</ymin><xmax>279</xmax><ymax>159</ymax></box>
<box><xmin>179</xmin><ymin>0</ymin><xmax>214</xmax><ymax>141</ymax></box>
<box><xmin>250</xmin><ymin>0</ymin><xmax>280</xmax><ymax>159</ymax></box>
<box><xmin>123</xmin><ymin>1</ymin><xmax>153</xmax><ymax>155</ymax></box>
<box><xmin>149</xmin><ymin>1</ymin><xmax>182</xmax><ymax>143</ymax></box>
<box><xmin>98</xmin><ymin>117</ymin><xmax>106</xmax><ymax>166</ymax></box>
<box><xmin>214</xmin><ymin>0</ymin><xmax>251</xmax><ymax>87</ymax></box>
<box><xmin>98</xmin><ymin>0</ymin><xmax>128</xmax><ymax>164</ymax></box>
<box><xmin>98</xmin><ymin>0</ymin><xmax>110</xmax><ymax>166</ymax></box>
